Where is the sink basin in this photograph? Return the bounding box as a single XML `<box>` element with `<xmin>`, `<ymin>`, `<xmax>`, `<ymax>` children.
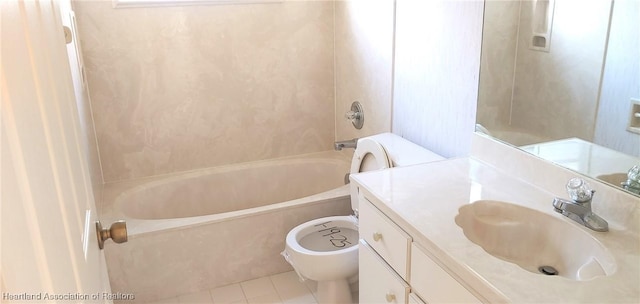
<box><xmin>455</xmin><ymin>200</ymin><xmax>616</xmax><ymax>280</ymax></box>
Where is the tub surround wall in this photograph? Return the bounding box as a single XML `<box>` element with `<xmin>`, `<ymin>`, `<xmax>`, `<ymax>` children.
<box><xmin>74</xmin><ymin>1</ymin><xmax>335</xmax><ymax>182</ymax></box>
<box><xmin>478</xmin><ymin>0</ymin><xmax>612</xmax><ymax>143</ymax></box>
<box><xmin>75</xmin><ymin>0</ymin><xmax>477</xmax><ymax>182</ymax></box>
<box><xmin>476</xmin><ymin>0</ymin><xmax>520</xmax><ymax>133</ymax></box>
<box><xmin>392</xmin><ymin>0</ymin><xmax>483</xmax><ymax>158</ymax></box>
<box><xmin>334</xmin><ymin>0</ymin><xmax>394</xmax><ymax>140</ymax></box>
<box><xmin>510</xmin><ymin>0</ymin><xmax>611</xmax><ymax>142</ymax></box>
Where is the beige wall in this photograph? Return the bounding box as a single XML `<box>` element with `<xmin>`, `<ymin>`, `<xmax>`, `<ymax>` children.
<box><xmin>476</xmin><ymin>0</ymin><xmax>520</xmax><ymax>132</ymax></box>
<box><xmin>76</xmin><ymin>0</ymin><xmax>484</xmax><ymax>182</ymax></box>
<box><xmin>511</xmin><ymin>0</ymin><xmax>611</xmax><ymax>141</ymax></box>
<box><xmin>334</xmin><ymin>0</ymin><xmax>394</xmax><ymax>140</ymax></box>
<box><xmin>594</xmin><ymin>0</ymin><xmax>640</xmax><ymax>157</ymax></box>
<box><xmin>74</xmin><ymin>1</ymin><xmax>335</xmax><ymax>182</ymax></box>
<box><xmin>392</xmin><ymin>0</ymin><xmax>484</xmax><ymax>158</ymax></box>
<box><xmin>478</xmin><ymin>0</ymin><xmax>612</xmax><ymax>144</ymax></box>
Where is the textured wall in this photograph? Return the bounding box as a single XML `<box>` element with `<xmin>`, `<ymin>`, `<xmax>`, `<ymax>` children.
<box><xmin>74</xmin><ymin>1</ymin><xmax>335</xmax><ymax>182</ymax></box>
<box><xmin>476</xmin><ymin>0</ymin><xmax>520</xmax><ymax>132</ymax></box>
<box><xmin>392</xmin><ymin>0</ymin><xmax>484</xmax><ymax>158</ymax></box>
<box><xmin>510</xmin><ymin>0</ymin><xmax>611</xmax><ymax>141</ymax></box>
<box><xmin>334</xmin><ymin>0</ymin><xmax>394</xmax><ymax>140</ymax></box>
<box><xmin>594</xmin><ymin>0</ymin><xmax>640</xmax><ymax>157</ymax></box>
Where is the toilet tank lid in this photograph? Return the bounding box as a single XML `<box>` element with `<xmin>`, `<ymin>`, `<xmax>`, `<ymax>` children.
<box><xmin>362</xmin><ymin>133</ymin><xmax>445</xmax><ymax>167</ymax></box>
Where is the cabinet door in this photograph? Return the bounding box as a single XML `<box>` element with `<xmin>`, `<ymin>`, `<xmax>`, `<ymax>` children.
<box><xmin>359</xmin><ymin>195</ymin><xmax>412</xmax><ymax>279</ymax></box>
<box><xmin>359</xmin><ymin>241</ymin><xmax>410</xmax><ymax>304</ymax></box>
<box><xmin>411</xmin><ymin>243</ymin><xmax>481</xmax><ymax>303</ymax></box>
<box><xmin>408</xmin><ymin>293</ymin><xmax>426</xmax><ymax>304</ymax></box>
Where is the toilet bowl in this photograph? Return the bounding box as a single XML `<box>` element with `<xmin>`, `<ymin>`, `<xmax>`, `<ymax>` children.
<box><xmin>282</xmin><ymin>133</ymin><xmax>444</xmax><ymax>304</ymax></box>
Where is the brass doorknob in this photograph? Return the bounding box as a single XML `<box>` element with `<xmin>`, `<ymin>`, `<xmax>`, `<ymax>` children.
<box><xmin>385</xmin><ymin>293</ymin><xmax>396</xmax><ymax>302</ymax></box>
<box><xmin>96</xmin><ymin>220</ymin><xmax>127</xmax><ymax>249</ymax></box>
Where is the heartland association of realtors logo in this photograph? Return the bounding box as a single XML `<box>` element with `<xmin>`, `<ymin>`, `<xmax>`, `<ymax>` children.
<box><xmin>2</xmin><ymin>292</ymin><xmax>135</xmax><ymax>301</ymax></box>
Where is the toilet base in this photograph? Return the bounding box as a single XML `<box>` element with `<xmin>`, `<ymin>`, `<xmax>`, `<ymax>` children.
<box><xmin>317</xmin><ymin>278</ymin><xmax>352</xmax><ymax>304</ymax></box>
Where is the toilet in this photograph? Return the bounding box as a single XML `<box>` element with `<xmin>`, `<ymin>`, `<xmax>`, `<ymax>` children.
<box><xmin>282</xmin><ymin>133</ymin><xmax>444</xmax><ymax>304</ymax></box>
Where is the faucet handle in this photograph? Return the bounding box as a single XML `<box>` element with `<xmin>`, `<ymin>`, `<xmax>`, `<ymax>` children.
<box><xmin>345</xmin><ymin>101</ymin><xmax>364</xmax><ymax>129</ymax></box>
<box><xmin>345</xmin><ymin>110</ymin><xmax>361</xmax><ymax>120</ymax></box>
<box><xmin>566</xmin><ymin>178</ymin><xmax>594</xmax><ymax>202</ymax></box>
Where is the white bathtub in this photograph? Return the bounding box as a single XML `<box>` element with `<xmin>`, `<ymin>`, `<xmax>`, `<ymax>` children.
<box><xmin>476</xmin><ymin>124</ymin><xmax>550</xmax><ymax>147</ymax></box>
<box><xmin>491</xmin><ymin>130</ymin><xmax>551</xmax><ymax>146</ymax></box>
<box><xmin>100</xmin><ymin>151</ymin><xmax>353</xmax><ymax>302</ymax></box>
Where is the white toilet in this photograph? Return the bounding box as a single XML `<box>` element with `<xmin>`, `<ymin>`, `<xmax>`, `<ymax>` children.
<box><xmin>282</xmin><ymin>133</ymin><xmax>444</xmax><ymax>304</ymax></box>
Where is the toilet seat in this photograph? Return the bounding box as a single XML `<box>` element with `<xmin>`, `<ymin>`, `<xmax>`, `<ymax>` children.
<box><xmin>283</xmin><ymin>216</ymin><xmax>359</xmax><ymax>282</ymax></box>
<box><xmin>349</xmin><ymin>138</ymin><xmax>391</xmax><ymax>213</ymax></box>
<box><xmin>286</xmin><ymin>216</ymin><xmax>359</xmax><ymax>255</ymax></box>
<box><xmin>349</xmin><ymin>138</ymin><xmax>391</xmax><ymax>174</ymax></box>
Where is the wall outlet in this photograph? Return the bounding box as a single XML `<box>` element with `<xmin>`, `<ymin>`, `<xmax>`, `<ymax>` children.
<box><xmin>627</xmin><ymin>98</ymin><xmax>640</xmax><ymax>134</ymax></box>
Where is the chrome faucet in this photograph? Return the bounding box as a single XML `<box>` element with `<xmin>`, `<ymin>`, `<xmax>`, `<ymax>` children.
<box><xmin>334</xmin><ymin>138</ymin><xmax>358</xmax><ymax>151</ymax></box>
<box><xmin>552</xmin><ymin>178</ymin><xmax>608</xmax><ymax>232</ymax></box>
<box><xmin>621</xmin><ymin>164</ymin><xmax>640</xmax><ymax>195</ymax></box>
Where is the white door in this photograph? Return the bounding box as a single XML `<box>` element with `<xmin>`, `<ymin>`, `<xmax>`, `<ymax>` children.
<box><xmin>1</xmin><ymin>0</ymin><xmax>112</xmax><ymax>302</ymax></box>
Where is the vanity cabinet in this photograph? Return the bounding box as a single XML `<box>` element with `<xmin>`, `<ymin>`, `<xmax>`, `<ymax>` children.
<box><xmin>359</xmin><ymin>240</ymin><xmax>410</xmax><ymax>304</ymax></box>
<box><xmin>359</xmin><ymin>193</ymin><xmax>411</xmax><ymax>279</ymax></box>
<box><xmin>411</xmin><ymin>243</ymin><xmax>481</xmax><ymax>303</ymax></box>
<box><xmin>408</xmin><ymin>293</ymin><xmax>426</xmax><ymax>304</ymax></box>
<box><xmin>359</xmin><ymin>194</ymin><xmax>481</xmax><ymax>304</ymax></box>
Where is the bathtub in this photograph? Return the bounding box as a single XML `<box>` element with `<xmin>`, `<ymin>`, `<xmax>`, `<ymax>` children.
<box><xmin>477</xmin><ymin>125</ymin><xmax>552</xmax><ymax>147</ymax></box>
<box><xmin>489</xmin><ymin>130</ymin><xmax>551</xmax><ymax>147</ymax></box>
<box><xmin>99</xmin><ymin>151</ymin><xmax>353</xmax><ymax>303</ymax></box>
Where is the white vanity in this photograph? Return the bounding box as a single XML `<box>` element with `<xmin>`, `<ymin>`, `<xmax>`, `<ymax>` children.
<box><xmin>352</xmin><ymin>135</ymin><xmax>640</xmax><ymax>303</ymax></box>
<box><xmin>358</xmin><ymin>194</ymin><xmax>484</xmax><ymax>304</ymax></box>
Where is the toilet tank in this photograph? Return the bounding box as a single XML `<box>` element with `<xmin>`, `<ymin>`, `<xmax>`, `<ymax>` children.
<box><xmin>349</xmin><ymin>133</ymin><xmax>445</xmax><ymax>215</ymax></box>
<box><xmin>367</xmin><ymin>133</ymin><xmax>445</xmax><ymax>167</ymax></box>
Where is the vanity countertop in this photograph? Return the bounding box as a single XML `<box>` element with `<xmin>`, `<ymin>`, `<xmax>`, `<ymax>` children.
<box><xmin>351</xmin><ymin>157</ymin><xmax>640</xmax><ymax>303</ymax></box>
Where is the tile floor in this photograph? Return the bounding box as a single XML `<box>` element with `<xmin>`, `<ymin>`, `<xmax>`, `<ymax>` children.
<box><xmin>151</xmin><ymin>271</ymin><xmax>357</xmax><ymax>304</ymax></box>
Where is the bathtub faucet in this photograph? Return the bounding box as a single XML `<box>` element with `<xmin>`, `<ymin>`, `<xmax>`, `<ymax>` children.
<box><xmin>334</xmin><ymin>138</ymin><xmax>358</xmax><ymax>151</ymax></box>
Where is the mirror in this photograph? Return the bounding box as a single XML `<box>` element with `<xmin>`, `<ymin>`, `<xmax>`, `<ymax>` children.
<box><xmin>477</xmin><ymin>0</ymin><xmax>640</xmax><ymax>196</ymax></box>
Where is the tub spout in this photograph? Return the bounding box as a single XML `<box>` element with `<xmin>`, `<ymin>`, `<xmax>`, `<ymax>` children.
<box><xmin>334</xmin><ymin>138</ymin><xmax>358</xmax><ymax>151</ymax></box>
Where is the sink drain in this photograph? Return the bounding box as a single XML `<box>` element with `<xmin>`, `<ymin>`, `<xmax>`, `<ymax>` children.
<box><xmin>538</xmin><ymin>265</ymin><xmax>558</xmax><ymax>276</ymax></box>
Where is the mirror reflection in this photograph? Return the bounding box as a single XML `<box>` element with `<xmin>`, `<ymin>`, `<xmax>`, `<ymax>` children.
<box><xmin>477</xmin><ymin>0</ymin><xmax>640</xmax><ymax>196</ymax></box>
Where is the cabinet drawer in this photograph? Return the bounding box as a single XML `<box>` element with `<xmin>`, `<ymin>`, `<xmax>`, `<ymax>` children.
<box><xmin>359</xmin><ymin>195</ymin><xmax>412</xmax><ymax>279</ymax></box>
<box><xmin>408</xmin><ymin>293</ymin><xmax>426</xmax><ymax>304</ymax></box>
<box><xmin>359</xmin><ymin>240</ymin><xmax>410</xmax><ymax>304</ymax></box>
<box><xmin>410</xmin><ymin>243</ymin><xmax>481</xmax><ymax>303</ymax></box>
